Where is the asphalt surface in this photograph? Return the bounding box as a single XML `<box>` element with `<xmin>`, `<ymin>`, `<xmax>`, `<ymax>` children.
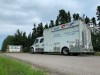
<box><xmin>4</xmin><ymin>53</ymin><xmax>100</xmax><ymax>75</ymax></box>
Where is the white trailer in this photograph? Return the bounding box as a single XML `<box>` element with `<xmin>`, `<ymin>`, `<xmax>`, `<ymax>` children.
<box><xmin>6</xmin><ymin>45</ymin><xmax>22</xmax><ymax>53</ymax></box>
<box><xmin>30</xmin><ymin>20</ymin><xmax>94</xmax><ymax>55</ymax></box>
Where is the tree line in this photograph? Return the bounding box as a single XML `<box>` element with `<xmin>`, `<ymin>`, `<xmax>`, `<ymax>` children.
<box><xmin>1</xmin><ymin>6</ymin><xmax>100</xmax><ymax>52</ymax></box>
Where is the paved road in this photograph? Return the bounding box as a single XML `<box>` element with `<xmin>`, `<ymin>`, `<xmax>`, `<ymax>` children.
<box><xmin>4</xmin><ymin>53</ymin><xmax>100</xmax><ymax>75</ymax></box>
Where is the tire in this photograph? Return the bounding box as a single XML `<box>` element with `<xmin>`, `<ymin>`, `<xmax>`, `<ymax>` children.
<box><xmin>61</xmin><ymin>47</ymin><xmax>69</xmax><ymax>55</ymax></box>
<box><xmin>92</xmin><ymin>52</ymin><xmax>95</xmax><ymax>55</ymax></box>
<box><xmin>72</xmin><ymin>53</ymin><xmax>79</xmax><ymax>56</ymax></box>
<box><xmin>41</xmin><ymin>49</ymin><xmax>44</xmax><ymax>54</ymax></box>
<box><xmin>41</xmin><ymin>52</ymin><xmax>44</xmax><ymax>54</ymax></box>
<box><xmin>30</xmin><ymin>48</ymin><xmax>34</xmax><ymax>54</ymax></box>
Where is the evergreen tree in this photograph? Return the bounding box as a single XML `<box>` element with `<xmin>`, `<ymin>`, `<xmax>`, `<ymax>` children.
<box><xmin>49</xmin><ymin>24</ymin><xmax>51</xmax><ymax>28</ymax></box>
<box><xmin>55</xmin><ymin>16</ymin><xmax>59</xmax><ymax>26</ymax></box>
<box><xmin>91</xmin><ymin>17</ymin><xmax>96</xmax><ymax>25</ymax></box>
<box><xmin>1</xmin><ymin>36</ymin><xmax>14</xmax><ymax>52</ymax></box>
<box><xmin>14</xmin><ymin>29</ymin><xmax>23</xmax><ymax>45</ymax></box>
<box><xmin>99</xmin><ymin>22</ymin><xmax>100</xmax><ymax>27</ymax></box>
<box><xmin>76</xmin><ymin>13</ymin><xmax>80</xmax><ymax>20</ymax></box>
<box><xmin>22</xmin><ymin>32</ymin><xmax>27</xmax><ymax>47</ymax></box>
<box><xmin>44</xmin><ymin>24</ymin><xmax>48</xmax><ymax>29</ymax></box>
<box><xmin>92</xmin><ymin>33</ymin><xmax>100</xmax><ymax>52</ymax></box>
<box><xmin>97</xmin><ymin>6</ymin><xmax>100</xmax><ymax>21</ymax></box>
<box><xmin>49</xmin><ymin>20</ymin><xmax>54</xmax><ymax>28</ymax></box>
<box><xmin>39</xmin><ymin>22</ymin><xmax>43</xmax><ymax>36</ymax></box>
<box><xmin>36</xmin><ymin>22</ymin><xmax>43</xmax><ymax>37</ymax></box>
<box><xmin>97</xmin><ymin>6</ymin><xmax>100</xmax><ymax>28</ymax></box>
<box><xmin>27</xmin><ymin>33</ymin><xmax>31</xmax><ymax>45</ymax></box>
<box><xmin>32</xmin><ymin>23</ymin><xmax>37</xmax><ymax>43</ymax></box>
<box><xmin>58</xmin><ymin>9</ymin><xmax>68</xmax><ymax>24</ymax></box>
<box><xmin>73</xmin><ymin>13</ymin><xmax>80</xmax><ymax>20</ymax></box>
<box><xmin>73</xmin><ymin>14</ymin><xmax>76</xmax><ymax>21</ymax></box>
<box><xmin>68</xmin><ymin>11</ymin><xmax>71</xmax><ymax>22</ymax></box>
<box><xmin>85</xmin><ymin>16</ymin><xmax>90</xmax><ymax>24</ymax></box>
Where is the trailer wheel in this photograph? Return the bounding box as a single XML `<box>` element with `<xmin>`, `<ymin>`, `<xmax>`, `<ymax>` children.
<box><xmin>30</xmin><ymin>48</ymin><xmax>34</xmax><ymax>54</ymax></box>
<box><xmin>72</xmin><ymin>53</ymin><xmax>79</xmax><ymax>56</ymax></box>
<box><xmin>61</xmin><ymin>47</ymin><xmax>69</xmax><ymax>55</ymax></box>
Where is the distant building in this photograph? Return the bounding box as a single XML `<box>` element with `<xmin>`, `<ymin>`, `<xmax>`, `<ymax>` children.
<box><xmin>6</xmin><ymin>45</ymin><xmax>23</xmax><ymax>53</ymax></box>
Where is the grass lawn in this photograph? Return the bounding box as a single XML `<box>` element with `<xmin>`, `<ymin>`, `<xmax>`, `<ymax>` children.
<box><xmin>0</xmin><ymin>56</ymin><xmax>45</xmax><ymax>75</ymax></box>
<box><xmin>95</xmin><ymin>52</ymin><xmax>100</xmax><ymax>56</ymax></box>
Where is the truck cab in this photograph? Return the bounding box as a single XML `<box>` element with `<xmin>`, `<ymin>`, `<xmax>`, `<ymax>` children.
<box><xmin>30</xmin><ymin>37</ymin><xmax>44</xmax><ymax>54</ymax></box>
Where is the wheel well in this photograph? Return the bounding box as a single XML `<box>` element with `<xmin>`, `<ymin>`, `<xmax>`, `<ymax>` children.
<box><xmin>61</xmin><ymin>47</ymin><xmax>69</xmax><ymax>51</ymax></box>
<box><xmin>30</xmin><ymin>47</ymin><xmax>34</xmax><ymax>51</ymax></box>
<box><xmin>30</xmin><ymin>47</ymin><xmax>34</xmax><ymax>54</ymax></box>
<box><xmin>61</xmin><ymin>47</ymin><xmax>69</xmax><ymax>55</ymax></box>
<box><xmin>30</xmin><ymin>47</ymin><xmax>33</xmax><ymax>49</ymax></box>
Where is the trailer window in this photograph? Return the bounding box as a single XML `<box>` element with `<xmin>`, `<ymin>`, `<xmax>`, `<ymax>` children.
<box><xmin>40</xmin><ymin>38</ymin><xmax>44</xmax><ymax>43</ymax></box>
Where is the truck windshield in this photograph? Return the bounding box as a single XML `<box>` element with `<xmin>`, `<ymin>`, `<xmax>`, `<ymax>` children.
<box><xmin>35</xmin><ymin>39</ymin><xmax>38</xmax><ymax>44</ymax></box>
<box><xmin>40</xmin><ymin>38</ymin><xmax>44</xmax><ymax>43</ymax></box>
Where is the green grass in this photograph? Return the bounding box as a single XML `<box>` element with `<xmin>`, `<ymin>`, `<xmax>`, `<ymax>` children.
<box><xmin>95</xmin><ymin>52</ymin><xmax>100</xmax><ymax>56</ymax></box>
<box><xmin>0</xmin><ymin>56</ymin><xmax>45</xmax><ymax>75</ymax></box>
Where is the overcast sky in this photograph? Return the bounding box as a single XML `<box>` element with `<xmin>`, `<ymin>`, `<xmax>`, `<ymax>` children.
<box><xmin>0</xmin><ymin>0</ymin><xmax>100</xmax><ymax>49</ymax></box>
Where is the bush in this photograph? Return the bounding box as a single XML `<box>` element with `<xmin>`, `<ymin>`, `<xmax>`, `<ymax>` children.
<box><xmin>95</xmin><ymin>52</ymin><xmax>100</xmax><ymax>56</ymax></box>
<box><xmin>23</xmin><ymin>47</ymin><xmax>30</xmax><ymax>53</ymax></box>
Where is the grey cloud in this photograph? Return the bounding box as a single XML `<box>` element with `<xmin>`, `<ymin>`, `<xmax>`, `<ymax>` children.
<box><xmin>0</xmin><ymin>0</ymin><xmax>83</xmax><ymax>26</ymax></box>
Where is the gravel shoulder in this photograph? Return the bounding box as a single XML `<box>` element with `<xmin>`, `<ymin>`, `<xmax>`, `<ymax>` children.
<box><xmin>3</xmin><ymin>53</ymin><xmax>100</xmax><ymax>75</ymax></box>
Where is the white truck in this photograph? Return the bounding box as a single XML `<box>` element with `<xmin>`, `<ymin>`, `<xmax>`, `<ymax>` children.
<box><xmin>30</xmin><ymin>20</ymin><xmax>94</xmax><ymax>55</ymax></box>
